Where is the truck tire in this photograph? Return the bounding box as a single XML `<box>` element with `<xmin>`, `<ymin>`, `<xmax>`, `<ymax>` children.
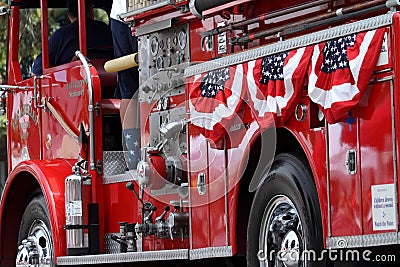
<box><xmin>247</xmin><ymin>153</ymin><xmax>324</xmax><ymax>267</ymax></box>
<box><xmin>16</xmin><ymin>193</ymin><xmax>54</xmax><ymax>267</ymax></box>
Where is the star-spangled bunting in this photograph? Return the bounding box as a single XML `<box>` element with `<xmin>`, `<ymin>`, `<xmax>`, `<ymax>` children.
<box><xmin>321</xmin><ymin>34</ymin><xmax>356</xmax><ymax>73</ymax></box>
<box><xmin>246</xmin><ymin>47</ymin><xmax>312</xmax><ymax>128</ymax></box>
<box><xmin>188</xmin><ymin>28</ymin><xmax>386</xmax><ymax>144</ymax></box>
<box><xmin>260</xmin><ymin>52</ymin><xmax>288</xmax><ymax>83</ymax></box>
<box><xmin>200</xmin><ymin>68</ymin><xmax>230</xmax><ymax>98</ymax></box>
<box><xmin>308</xmin><ymin>28</ymin><xmax>385</xmax><ymax>123</ymax></box>
<box><xmin>189</xmin><ymin>65</ymin><xmax>244</xmax><ymax>144</ymax></box>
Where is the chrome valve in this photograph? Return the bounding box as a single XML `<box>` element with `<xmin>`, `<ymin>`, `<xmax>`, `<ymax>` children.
<box><xmin>110</xmin><ymin>222</ymin><xmax>137</xmax><ymax>253</ymax></box>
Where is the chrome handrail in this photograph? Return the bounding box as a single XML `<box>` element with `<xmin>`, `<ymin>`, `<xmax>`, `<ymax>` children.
<box><xmin>75</xmin><ymin>50</ymin><xmax>96</xmax><ymax>170</ymax></box>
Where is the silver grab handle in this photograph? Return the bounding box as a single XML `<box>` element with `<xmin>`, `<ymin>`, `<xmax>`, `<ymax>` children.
<box><xmin>75</xmin><ymin>50</ymin><xmax>96</xmax><ymax>171</ymax></box>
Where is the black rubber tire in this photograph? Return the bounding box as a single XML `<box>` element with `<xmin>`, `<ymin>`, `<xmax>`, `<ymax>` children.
<box><xmin>246</xmin><ymin>153</ymin><xmax>324</xmax><ymax>267</ymax></box>
<box><xmin>17</xmin><ymin>193</ymin><xmax>54</xmax><ymax>265</ymax></box>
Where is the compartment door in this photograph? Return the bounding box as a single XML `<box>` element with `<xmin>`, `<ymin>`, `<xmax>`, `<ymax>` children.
<box><xmin>328</xmin><ymin>107</ymin><xmax>362</xmax><ymax>237</ymax></box>
<box><xmin>359</xmin><ymin>79</ymin><xmax>397</xmax><ymax>236</ymax></box>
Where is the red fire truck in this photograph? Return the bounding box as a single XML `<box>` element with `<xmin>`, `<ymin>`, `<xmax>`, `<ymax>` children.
<box><xmin>1</xmin><ymin>0</ymin><xmax>400</xmax><ymax>266</ymax></box>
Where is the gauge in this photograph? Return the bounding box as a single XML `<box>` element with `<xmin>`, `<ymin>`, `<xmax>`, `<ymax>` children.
<box><xmin>156</xmin><ymin>56</ymin><xmax>164</xmax><ymax>70</ymax></box>
<box><xmin>165</xmin><ymin>55</ymin><xmax>172</xmax><ymax>68</ymax></box>
<box><xmin>157</xmin><ymin>99</ymin><xmax>163</xmax><ymax>111</ymax></box>
<box><xmin>151</xmin><ymin>36</ymin><xmax>159</xmax><ymax>55</ymax></box>
<box><xmin>173</xmin><ymin>32</ymin><xmax>178</xmax><ymax>46</ymax></box>
<box><xmin>178</xmin><ymin>30</ymin><xmax>187</xmax><ymax>49</ymax></box>
<box><xmin>166</xmin><ymin>70</ymin><xmax>173</xmax><ymax>79</ymax></box>
<box><xmin>158</xmin><ymin>39</ymin><xmax>164</xmax><ymax>50</ymax></box>
<box><xmin>166</xmin><ymin>37</ymin><xmax>172</xmax><ymax>50</ymax></box>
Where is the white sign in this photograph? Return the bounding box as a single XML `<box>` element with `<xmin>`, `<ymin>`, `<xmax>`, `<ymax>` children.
<box><xmin>377</xmin><ymin>31</ymin><xmax>389</xmax><ymax>66</ymax></box>
<box><xmin>66</xmin><ymin>200</ymin><xmax>83</xmax><ymax>217</ymax></box>
<box><xmin>217</xmin><ymin>22</ymin><xmax>227</xmax><ymax>54</ymax></box>
<box><xmin>371</xmin><ymin>184</ymin><xmax>396</xmax><ymax>231</ymax></box>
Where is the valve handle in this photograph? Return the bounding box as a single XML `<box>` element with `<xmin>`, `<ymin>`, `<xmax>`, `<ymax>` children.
<box><xmin>155</xmin><ymin>206</ymin><xmax>171</xmax><ymax>222</ymax></box>
<box><xmin>144</xmin><ymin>206</ymin><xmax>157</xmax><ymax>223</ymax></box>
<box><xmin>126</xmin><ymin>182</ymin><xmax>144</xmax><ymax>206</ymax></box>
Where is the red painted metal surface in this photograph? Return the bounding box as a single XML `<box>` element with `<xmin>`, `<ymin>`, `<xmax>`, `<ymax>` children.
<box><xmin>284</xmin><ymin>97</ymin><xmax>330</xmax><ymax>242</ymax></box>
<box><xmin>360</xmin><ymin>78</ymin><xmax>395</xmax><ymax>235</ymax></box>
<box><xmin>391</xmin><ymin>11</ymin><xmax>400</xmax><ymax>235</ymax></box>
<box><xmin>0</xmin><ymin>159</ymin><xmax>74</xmax><ymax>262</ymax></box>
<box><xmin>4</xmin><ymin>0</ymin><xmax>400</xmax><ymax>264</ymax></box>
<box><xmin>328</xmin><ymin>108</ymin><xmax>363</xmax><ymax>236</ymax></box>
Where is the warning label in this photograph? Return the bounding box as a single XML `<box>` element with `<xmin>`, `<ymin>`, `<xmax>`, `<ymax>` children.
<box><xmin>371</xmin><ymin>184</ymin><xmax>396</xmax><ymax>231</ymax></box>
<box><xmin>66</xmin><ymin>200</ymin><xmax>83</xmax><ymax>217</ymax></box>
<box><xmin>377</xmin><ymin>31</ymin><xmax>389</xmax><ymax>66</ymax></box>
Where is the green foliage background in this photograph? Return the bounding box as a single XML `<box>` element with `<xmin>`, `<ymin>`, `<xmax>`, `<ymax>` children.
<box><xmin>0</xmin><ymin>1</ymin><xmax>108</xmax><ymax>80</ymax></box>
<box><xmin>0</xmin><ymin>1</ymin><xmax>72</xmax><ymax>79</ymax></box>
<box><xmin>0</xmin><ymin>1</ymin><xmax>109</xmax><ymax>181</ymax></box>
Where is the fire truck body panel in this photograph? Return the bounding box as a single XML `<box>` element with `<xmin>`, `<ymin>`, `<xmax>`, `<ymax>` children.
<box><xmin>280</xmin><ymin>108</ymin><xmax>330</xmax><ymax>240</ymax></box>
<box><xmin>8</xmin><ymin>78</ymin><xmax>41</xmax><ymax>169</ymax></box>
<box><xmin>1</xmin><ymin>0</ymin><xmax>400</xmax><ymax>266</ymax></box>
<box><xmin>359</xmin><ymin>79</ymin><xmax>395</xmax><ymax>235</ymax></box>
<box><xmin>0</xmin><ymin>159</ymin><xmax>75</xmax><ymax>263</ymax></box>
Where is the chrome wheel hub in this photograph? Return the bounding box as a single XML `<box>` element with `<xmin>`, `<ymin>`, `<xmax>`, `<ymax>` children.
<box><xmin>259</xmin><ymin>195</ymin><xmax>304</xmax><ymax>267</ymax></box>
<box><xmin>279</xmin><ymin>230</ymin><xmax>300</xmax><ymax>267</ymax></box>
<box><xmin>16</xmin><ymin>219</ymin><xmax>53</xmax><ymax>267</ymax></box>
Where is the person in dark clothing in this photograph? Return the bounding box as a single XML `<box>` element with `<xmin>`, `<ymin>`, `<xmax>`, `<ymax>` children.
<box><xmin>32</xmin><ymin>0</ymin><xmax>112</xmax><ymax>75</ymax></box>
<box><xmin>110</xmin><ymin>17</ymin><xmax>140</xmax><ymax>170</ymax></box>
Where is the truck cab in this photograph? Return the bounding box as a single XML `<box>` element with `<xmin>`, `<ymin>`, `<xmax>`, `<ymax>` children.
<box><xmin>1</xmin><ymin>0</ymin><xmax>400</xmax><ymax>266</ymax></box>
<box><xmin>0</xmin><ymin>0</ymin><xmax>123</xmax><ymax>265</ymax></box>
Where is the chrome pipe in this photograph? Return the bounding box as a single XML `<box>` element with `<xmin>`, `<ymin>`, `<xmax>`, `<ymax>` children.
<box><xmin>0</xmin><ymin>84</ymin><xmax>29</xmax><ymax>91</ymax></box>
<box><xmin>75</xmin><ymin>51</ymin><xmax>95</xmax><ymax>170</ymax></box>
<box><xmin>189</xmin><ymin>0</ymin><xmax>231</xmax><ymax>18</ymax></box>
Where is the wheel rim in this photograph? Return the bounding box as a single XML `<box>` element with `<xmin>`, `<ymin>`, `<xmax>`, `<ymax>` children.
<box><xmin>258</xmin><ymin>195</ymin><xmax>304</xmax><ymax>267</ymax></box>
<box><xmin>16</xmin><ymin>219</ymin><xmax>53</xmax><ymax>267</ymax></box>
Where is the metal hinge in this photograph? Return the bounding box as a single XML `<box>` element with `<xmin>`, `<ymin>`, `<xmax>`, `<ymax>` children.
<box><xmin>95</xmin><ymin>102</ymin><xmax>101</xmax><ymax>116</ymax></box>
<box><xmin>345</xmin><ymin>149</ymin><xmax>357</xmax><ymax>175</ymax></box>
<box><xmin>197</xmin><ymin>173</ymin><xmax>206</xmax><ymax>195</ymax></box>
<box><xmin>96</xmin><ymin>160</ymin><xmax>103</xmax><ymax>175</ymax></box>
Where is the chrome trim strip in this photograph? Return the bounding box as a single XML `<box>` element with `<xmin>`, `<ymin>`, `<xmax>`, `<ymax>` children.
<box><xmin>119</xmin><ymin>0</ymin><xmax>175</xmax><ymax>19</ymax></box>
<box><xmin>189</xmin><ymin>0</ymin><xmax>202</xmax><ymax>18</ymax></box>
<box><xmin>189</xmin><ymin>246</ymin><xmax>232</xmax><ymax>260</ymax></box>
<box><xmin>0</xmin><ymin>84</ymin><xmax>29</xmax><ymax>91</ymax></box>
<box><xmin>325</xmin><ymin>121</ymin><xmax>331</xmax><ymax>237</ymax></box>
<box><xmin>184</xmin><ymin>13</ymin><xmax>394</xmax><ymax>77</ymax></box>
<box><xmin>75</xmin><ymin>51</ymin><xmax>95</xmax><ymax>170</ymax></box>
<box><xmin>374</xmin><ymin>67</ymin><xmax>393</xmax><ymax>74</ymax></box>
<box><xmin>326</xmin><ymin>232</ymin><xmax>399</xmax><ymax>249</ymax></box>
<box><xmin>371</xmin><ymin>75</ymin><xmax>394</xmax><ymax>83</ymax></box>
<box><xmin>57</xmin><ymin>249</ymin><xmax>189</xmax><ymax>265</ymax></box>
<box><xmin>103</xmin><ymin>172</ymin><xmax>136</xmax><ymax>184</ymax></box>
<box><xmin>224</xmin><ymin>138</ymin><xmax>229</xmax><ymax>246</ymax></box>
<box><xmin>390</xmin><ymin>80</ymin><xmax>399</xmax><ymax>232</ymax></box>
<box><xmin>136</xmin><ymin>18</ymin><xmax>177</xmax><ymax>37</ymax></box>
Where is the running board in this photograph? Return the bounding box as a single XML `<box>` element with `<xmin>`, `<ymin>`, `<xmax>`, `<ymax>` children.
<box><xmin>57</xmin><ymin>249</ymin><xmax>188</xmax><ymax>265</ymax></box>
<box><xmin>326</xmin><ymin>232</ymin><xmax>400</xmax><ymax>249</ymax></box>
<box><xmin>57</xmin><ymin>246</ymin><xmax>233</xmax><ymax>265</ymax></box>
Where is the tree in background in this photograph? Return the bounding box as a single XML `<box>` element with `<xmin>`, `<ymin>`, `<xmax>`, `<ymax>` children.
<box><xmin>0</xmin><ymin>1</ymin><xmax>109</xmax><ymax>192</ymax></box>
<box><xmin>1</xmin><ymin>2</ymin><xmax>108</xmax><ymax>79</ymax></box>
